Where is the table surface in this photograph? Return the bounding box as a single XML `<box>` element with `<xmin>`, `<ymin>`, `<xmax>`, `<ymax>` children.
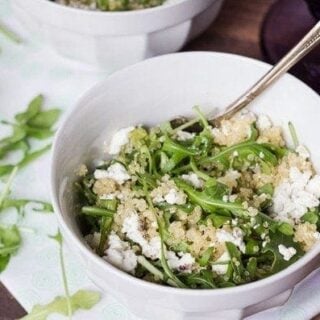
<box><xmin>0</xmin><ymin>0</ymin><xmax>319</xmax><ymax>319</ymax></box>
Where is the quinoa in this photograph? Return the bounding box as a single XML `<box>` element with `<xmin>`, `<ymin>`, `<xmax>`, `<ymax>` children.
<box><xmin>294</xmin><ymin>222</ymin><xmax>320</xmax><ymax>251</ymax></box>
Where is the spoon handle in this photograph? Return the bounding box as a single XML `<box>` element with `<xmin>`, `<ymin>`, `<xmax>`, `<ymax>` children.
<box><xmin>213</xmin><ymin>20</ymin><xmax>320</xmax><ymax>123</ymax></box>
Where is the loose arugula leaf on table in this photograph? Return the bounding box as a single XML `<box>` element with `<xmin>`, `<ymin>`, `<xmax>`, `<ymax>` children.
<box><xmin>0</xmin><ymin>95</ymin><xmax>60</xmax><ymax>273</ymax></box>
<box><xmin>0</xmin><ymin>21</ymin><xmax>22</xmax><ymax>44</ymax></box>
<box><xmin>20</xmin><ymin>290</ymin><xmax>101</xmax><ymax>320</ymax></box>
<box><xmin>37</xmin><ymin>230</ymin><xmax>101</xmax><ymax>320</ymax></box>
<box><xmin>0</xmin><ymin>198</ymin><xmax>53</xmax><ymax>214</ymax></box>
<box><xmin>0</xmin><ymin>144</ymin><xmax>52</xmax><ymax>178</ymax></box>
<box><xmin>0</xmin><ymin>166</ymin><xmax>18</xmax><ymax>208</ymax></box>
<box><xmin>50</xmin><ymin>230</ymin><xmax>72</xmax><ymax>319</ymax></box>
<box><xmin>0</xmin><ymin>94</ymin><xmax>60</xmax><ymax>176</ymax></box>
<box><xmin>15</xmin><ymin>95</ymin><xmax>43</xmax><ymax>124</ymax></box>
<box><xmin>0</xmin><ymin>225</ymin><xmax>21</xmax><ymax>272</ymax></box>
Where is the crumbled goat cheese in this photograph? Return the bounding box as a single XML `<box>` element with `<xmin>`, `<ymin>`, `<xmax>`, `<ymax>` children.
<box><xmin>94</xmin><ymin>163</ymin><xmax>131</xmax><ymax>185</ymax></box>
<box><xmin>122</xmin><ymin>213</ymin><xmax>161</xmax><ymax>260</ymax></box>
<box><xmin>181</xmin><ymin>172</ymin><xmax>204</xmax><ymax>188</ymax></box>
<box><xmin>164</xmin><ymin>188</ymin><xmax>186</xmax><ymax>205</ymax></box>
<box><xmin>104</xmin><ymin>232</ymin><xmax>137</xmax><ymax>273</ymax></box>
<box><xmin>296</xmin><ymin>145</ymin><xmax>310</xmax><ymax>160</ymax></box>
<box><xmin>278</xmin><ymin>244</ymin><xmax>297</xmax><ymax>261</ymax></box>
<box><xmin>108</xmin><ymin>126</ymin><xmax>135</xmax><ymax>155</ymax></box>
<box><xmin>272</xmin><ymin>167</ymin><xmax>320</xmax><ymax>222</ymax></box>
<box><xmin>166</xmin><ymin>251</ymin><xmax>195</xmax><ymax>273</ymax></box>
<box><xmin>216</xmin><ymin>228</ymin><xmax>246</xmax><ymax>253</ymax></box>
<box><xmin>176</xmin><ymin>130</ymin><xmax>195</xmax><ymax>141</ymax></box>
<box><xmin>256</xmin><ymin>114</ymin><xmax>272</xmax><ymax>131</ymax></box>
<box><xmin>211</xmin><ymin>251</ymin><xmax>230</xmax><ymax>275</ymax></box>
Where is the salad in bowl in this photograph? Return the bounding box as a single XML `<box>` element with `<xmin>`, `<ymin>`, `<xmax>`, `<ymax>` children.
<box><xmin>55</xmin><ymin>0</ymin><xmax>169</xmax><ymax>11</ymax></box>
<box><xmin>77</xmin><ymin>107</ymin><xmax>320</xmax><ymax>289</ymax></box>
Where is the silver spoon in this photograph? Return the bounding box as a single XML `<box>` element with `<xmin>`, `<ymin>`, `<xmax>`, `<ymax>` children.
<box><xmin>210</xmin><ymin>20</ymin><xmax>320</xmax><ymax>126</ymax></box>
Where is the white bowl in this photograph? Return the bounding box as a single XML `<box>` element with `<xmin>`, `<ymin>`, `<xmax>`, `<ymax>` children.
<box><xmin>51</xmin><ymin>52</ymin><xmax>320</xmax><ymax>320</ymax></box>
<box><xmin>12</xmin><ymin>0</ymin><xmax>224</xmax><ymax>70</ymax></box>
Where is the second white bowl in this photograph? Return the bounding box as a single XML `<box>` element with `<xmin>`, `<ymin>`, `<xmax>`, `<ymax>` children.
<box><xmin>12</xmin><ymin>0</ymin><xmax>224</xmax><ymax>70</ymax></box>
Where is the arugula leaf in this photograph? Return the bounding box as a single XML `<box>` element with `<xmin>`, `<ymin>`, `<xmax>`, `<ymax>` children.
<box><xmin>226</xmin><ymin>242</ymin><xmax>247</xmax><ymax>284</ymax></box>
<box><xmin>246</xmin><ymin>257</ymin><xmax>257</xmax><ymax>278</ymax></box>
<box><xmin>28</xmin><ymin>109</ymin><xmax>61</xmax><ymax>129</ymax></box>
<box><xmin>262</xmin><ymin>230</ymin><xmax>303</xmax><ymax>274</ymax></box>
<box><xmin>0</xmin><ymin>145</ymin><xmax>51</xmax><ymax>178</ymax></box>
<box><xmin>288</xmin><ymin>121</ymin><xmax>299</xmax><ymax>149</ymax></box>
<box><xmin>0</xmin><ymin>126</ymin><xmax>26</xmax><ymax>145</ymax></box>
<box><xmin>0</xmin><ymin>22</ymin><xmax>22</xmax><ymax>44</ymax></box>
<box><xmin>208</xmin><ymin>214</ymin><xmax>230</xmax><ymax>228</ymax></box>
<box><xmin>183</xmin><ymin>270</ymin><xmax>216</xmax><ymax>289</ymax></box>
<box><xmin>200</xmin><ymin>140</ymin><xmax>278</xmax><ymax>169</ymax></box>
<box><xmin>15</xmin><ymin>95</ymin><xmax>43</xmax><ymax>124</ymax></box>
<box><xmin>20</xmin><ymin>290</ymin><xmax>101</xmax><ymax>320</ymax></box>
<box><xmin>0</xmin><ymin>166</ymin><xmax>18</xmax><ymax>208</ymax></box>
<box><xmin>96</xmin><ymin>0</ymin><xmax>109</xmax><ymax>10</ymax></box>
<box><xmin>175</xmin><ymin>179</ymin><xmax>243</xmax><ymax>214</ymax></box>
<box><xmin>50</xmin><ymin>230</ymin><xmax>72</xmax><ymax>318</ymax></box>
<box><xmin>0</xmin><ymin>255</ymin><xmax>10</xmax><ymax>272</ymax></box>
<box><xmin>198</xmin><ymin>247</ymin><xmax>214</xmax><ymax>267</ymax></box>
<box><xmin>0</xmin><ymin>95</ymin><xmax>60</xmax><ymax>177</ymax></box>
<box><xmin>137</xmin><ymin>255</ymin><xmax>177</xmax><ymax>287</ymax></box>
<box><xmin>24</xmin><ymin>126</ymin><xmax>54</xmax><ymax>140</ymax></box>
<box><xmin>81</xmin><ymin>206</ymin><xmax>114</xmax><ymax>217</ymax></box>
<box><xmin>302</xmin><ymin>211</ymin><xmax>319</xmax><ymax>224</ymax></box>
<box><xmin>0</xmin><ymin>140</ymin><xmax>29</xmax><ymax>160</ymax></box>
<box><xmin>0</xmin><ymin>225</ymin><xmax>21</xmax><ymax>272</ymax></box>
<box><xmin>278</xmin><ymin>222</ymin><xmax>294</xmax><ymax>236</ymax></box>
<box><xmin>0</xmin><ymin>165</ymin><xmax>15</xmax><ymax>177</ymax></box>
<box><xmin>0</xmin><ymin>198</ymin><xmax>53</xmax><ymax>214</ymax></box>
<box><xmin>97</xmin><ymin>217</ymin><xmax>113</xmax><ymax>256</ymax></box>
<box><xmin>158</xmin><ymin>216</ymin><xmax>186</xmax><ymax>288</ymax></box>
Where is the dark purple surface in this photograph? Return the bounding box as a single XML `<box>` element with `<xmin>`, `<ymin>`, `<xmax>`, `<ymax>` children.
<box><xmin>307</xmin><ymin>0</ymin><xmax>320</xmax><ymax>19</ymax></box>
<box><xmin>261</xmin><ymin>0</ymin><xmax>320</xmax><ymax>94</ymax></box>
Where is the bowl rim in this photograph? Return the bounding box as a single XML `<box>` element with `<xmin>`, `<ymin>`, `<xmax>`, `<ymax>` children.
<box><xmin>24</xmin><ymin>0</ymin><xmax>195</xmax><ymax>16</ymax></box>
<box><xmin>51</xmin><ymin>51</ymin><xmax>320</xmax><ymax>296</ymax></box>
